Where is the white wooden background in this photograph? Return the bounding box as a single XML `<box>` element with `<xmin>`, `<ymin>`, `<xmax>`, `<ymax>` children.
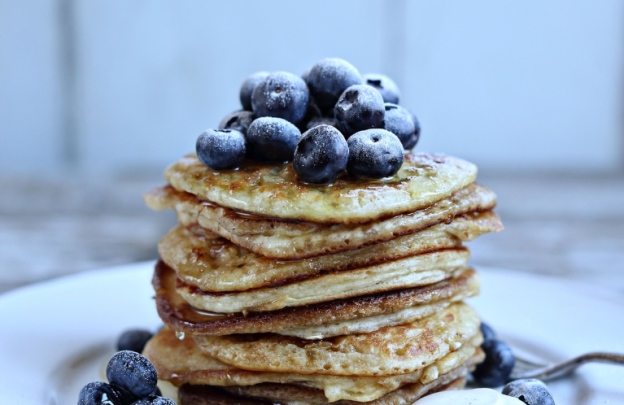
<box><xmin>1</xmin><ymin>0</ymin><xmax>623</xmax><ymax>175</ymax></box>
<box><xmin>0</xmin><ymin>1</ymin><xmax>623</xmax><ymax>293</ymax></box>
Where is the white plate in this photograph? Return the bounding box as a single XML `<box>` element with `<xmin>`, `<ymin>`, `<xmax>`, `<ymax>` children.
<box><xmin>0</xmin><ymin>262</ymin><xmax>623</xmax><ymax>404</ymax></box>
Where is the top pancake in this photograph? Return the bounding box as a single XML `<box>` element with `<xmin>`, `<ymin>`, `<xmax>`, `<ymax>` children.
<box><xmin>164</xmin><ymin>152</ymin><xmax>477</xmax><ymax>224</ymax></box>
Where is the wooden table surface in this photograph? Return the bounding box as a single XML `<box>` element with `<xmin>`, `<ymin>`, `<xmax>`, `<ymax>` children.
<box><xmin>1</xmin><ymin>173</ymin><xmax>623</xmax><ymax>294</ymax></box>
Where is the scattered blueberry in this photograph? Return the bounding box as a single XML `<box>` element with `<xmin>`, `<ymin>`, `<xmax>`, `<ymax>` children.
<box><xmin>150</xmin><ymin>386</ymin><xmax>162</xmax><ymax>397</ymax></box>
<box><xmin>196</xmin><ymin>129</ymin><xmax>246</xmax><ymax>170</ymax></box>
<box><xmin>472</xmin><ymin>339</ymin><xmax>515</xmax><ymax>387</ymax></box>
<box><xmin>251</xmin><ymin>71</ymin><xmax>309</xmax><ymax>124</ymax></box>
<box><xmin>363</xmin><ymin>73</ymin><xmax>400</xmax><ymax>104</ymax></box>
<box><xmin>346</xmin><ymin>129</ymin><xmax>403</xmax><ymax>178</ymax></box>
<box><xmin>334</xmin><ymin>85</ymin><xmax>385</xmax><ymax>137</ymax></box>
<box><xmin>293</xmin><ymin>125</ymin><xmax>349</xmax><ymax>184</ymax></box>
<box><xmin>306</xmin><ymin>117</ymin><xmax>339</xmax><ymax>131</ymax></box>
<box><xmin>480</xmin><ymin>322</ymin><xmax>496</xmax><ymax>342</ymax></box>
<box><xmin>218</xmin><ymin>110</ymin><xmax>254</xmax><ymax>135</ymax></box>
<box><xmin>383</xmin><ymin>104</ymin><xmax>415</xmax><ymax>148</ymax></box>
<box><xmin>403</xmin><ymin>110</ymin><xmax>421</xmax><ymax>150</ymax></box>
<box><xmin>307</xmin><ymin>58</ymin><xmax>363</xmax><ymax>114</ymax></box>
<box><xmin>106</xmin><ymin>350</ymin><xmax>158</xmax><ymax>399</ymax></box>
<box><xmin>132</xmin><ymin>396</ymin><xmax>176</xmax><ymax>405</ymax></box>
<box><xmin>78</xmin><ymin>382</ymin><xmax>122</xmax><ymax>405</ymax></box>
<box><xmin>239</xmin><ymin>71</ymin><xmax>269</xmax><ymax>111</ymax></box>
<box><xmin>117</xmin><ymin>329</ymin><xmax>153</xmax><ymax>354</ymax></box>
<box><xmin>246</xmin><ymin>117</ymin><xmax>301</xmax><ymax>161</ymax></box>
<box><xmin>503</xmin><ymin>379</ymin><xmax>555</xmax><ymax>405</ymax></box>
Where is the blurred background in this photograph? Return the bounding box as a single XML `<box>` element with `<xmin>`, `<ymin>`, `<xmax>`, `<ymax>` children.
<box><xmin>1</xmin><ymin>0</ymin><xmax>623</xmax><ymax>293</ymax></box>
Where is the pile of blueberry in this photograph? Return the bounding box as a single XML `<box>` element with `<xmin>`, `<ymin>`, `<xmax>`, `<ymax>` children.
<box><xmin>474</xmin><ymin>322</ymin><xmax>555</xmax><ymax>405</ymax></box>
<box><xmin>78</xmin><ymin>329</ymin><xmax>174</xmax><ymax>405</ymax></box>
<box><xmin>196</xmin><ymin>58</ymin><xmax>421</xmax><ymax>184</ymax></box>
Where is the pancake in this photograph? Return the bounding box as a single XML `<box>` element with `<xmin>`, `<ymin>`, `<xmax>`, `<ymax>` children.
<box><xmin>144</xmin><ymin>328</ymin><xmax>483</xmax><ymax>403</ymax></box>
<box><xmin>179</xmin><ymin>374</ymin><xmax>468</xmax><ymax>405</ymax></box>
<box><xmin>219</xmin><ymin>373</ymin><xmax>469</xmax><ymax>405</ymax></box>
<box><xmin>177</xmin><ymin>249</ymin><xmax>470</xmax><ymax>313</ymax></box>
<box><xmin>193</xmin><ymin>302</ymin><xmax>479</xmax><ymax>376</ymax></box>
<box><xmin>159</xmin><ymin>211</ymin><xmax>500</xmax><ymax>293</ymax></box>
<box><xmin>163</xmin><ymin>153</ymin><xmax>477</xmax><ymax>224</ymax></box>
<box><xmin>144</xmin><ymin>183</ymin><xmax>498</xmax><ymax>260</ymax></box>
<box><xmin>154</xmin><ymin>263</ymin><xmax>479</xmax><ymax>337</ymax></box>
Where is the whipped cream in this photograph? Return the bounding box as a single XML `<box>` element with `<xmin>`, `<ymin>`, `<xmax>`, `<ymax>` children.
<box><xmin>414</xmin><ymin>388</ymin><xmax>524</xmax><ymax>405</ymax></box>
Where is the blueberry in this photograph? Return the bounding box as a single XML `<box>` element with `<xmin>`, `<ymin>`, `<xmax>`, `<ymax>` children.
<box><xmin>363</xmin><ymin>73</ymin><xmax>400</xmax><ymax>104</ymax></box>
<box><xmin>251</xmin><ymin>72</ymin><xmax>309</xmax><ymax>124</ymax></box>
<box><xmin>334</xmin><ymin>85</ymin><xmax>385</xmax><ymax>137</ymax></box>
<box><xmin>301</xmin><ymin>68</ymin><xmax>311</xmax><ymax>84</ymax></box>
<box><xmin>106</xmin><ymin>350</ymin><xmax>158</xmax><ymax>399</ymax></box>
<box><xmin>293</xmin><ymin>125</ymin><xmax>348</xmax><ymax>184</ymax></box>
<box><xmin>151</xmin><ymin>386</ymin><xmax>162</xmax><ymax>397</ymax></box>
<box><xmin>403</xmin><ymin>110</ymin><xmax>421</xmax><ymax>150</ymax></box>
<box><xmin>307</xmin><ymin>58</ymin><xmax>363</xmax><ymax>114</ymax></box>
<box><xmin>218</xmin><ymin>110</ymin><xmax>254</xmax><ymax>135</ymax></box>
<box><xmin>503</xmin><ymin>379</ymin><xmax>555</xmax><ymax>405</ymax></box>
<box><xmin>472</xmin><ymin>339</ymin><xmax>515</xmax><ymax>387</ymax></box>
<box><xmin>196</xmin><ymin>129</ymin><xmax>246</xmax><ymax>170</ymax></box>
<box><xmin>132</xmin><ymin>396</ymin><xmax>176</xmax><ymax>405</ymax></box>
<box><xmin>240</xmin><ymin>71</ymin><xmax>269</xmax><ymax>111</ymax></box>
<box><xmin>383</xmin><ymin>104</ymin><xmax>415</xmax><ymax>148</ymax></box>
<box><xmin>116</xmin><ymin>329</ymin><xmax>153</xmax><ymax>354</ymax></box>
<box><xmin>347</xmin><ymin>129</ymin><xmax>403</xmax><ymax>178</ymax></box>
<box><xmin>78</xmin><ymin>382</ymin><xmax>122</xmax><ymax>405</ymax></box>
<box><xmin>247</xmin><ymin>117</ymin><xmax>301</xmax><ymax>161</ymax></box>
<box><xmin>306</xmin><ymin>117</ymin><xmax>339</xmax><ymax>131</ymax></box>
<box><xmin>480</xmin><ymin>322</ymin><xmax>496</xmax><ymax>342</ymax></box>
<box><xmin>297</xmin><ymin>97</ymin><xmax>323</xmax><ymax>132</ymax></box>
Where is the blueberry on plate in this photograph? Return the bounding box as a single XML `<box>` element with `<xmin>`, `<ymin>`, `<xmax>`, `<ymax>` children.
<box><xmin>480</xmin><ymin>322</ymin><xmax>496</xmax><ymax>342</ymax></box>
<box><xmin>116</xmin><ymin>329</ymin><xmax>153</xmax><ymax>354</ymax></box>
<box><xmin>306</xmin><ymin>117</ymin><xmax>339</xmax><ymax>131</ymax></box>
<box><xmin>301</xmin><ymin>68</ymin><xmax>311</xmax><ymax>84</ymax></box>
<box><xmin>363</xmin><ymin>73</ymin><xmax>400</xmax><ymax>104</ymax></box>
<box><xmin>218</xmin><ymin>110</ymin><xmax>254</xmax><ymax>135</ymax></box>
<box><xmin>132</xmin><ymin>396</ymin><xmax>176</xmax><ymax>405</ymax></box>
<box><xmin>251</xmin><ymin>71</ymin><xmax>309</xmax><ymax>124</ymax></box>
<box><xmin>106</xmin><ymin>350</ymin><xmax>158</xmax><ymax>399</ymax></box>
<box><xmin>247</xmin><ymin>117</ymin><xmax>301</xmax><ymax>161</ymax></box>
<box><xmin>78</xmin><ymin>381</ymin><xmax>122</xmax><ymax>405</ymax></box>
<box><xmin>383</xmin><ymin>103</ymin><xmax>415</xmax><ymax>148</ymax></box>
<box><xmin>403</xmin><ymin>110</ymin><xmax>421</xmax><ymax>150</ymax></box>
<box><xmin>196</xmin><ymin>129</ymin><xmax>246</xmax><ymax>170</ymax></box>
<box><xmin>307</xmin><ymin>58</ymin><xmax>362</xmax><ymax>114</ymax></box>
<box><xmin>472</xmin><ymin>339</ymin><xmax>515</xmax><ymax>387</ymax></box>
<box><xmin>503</xmin><ymin>379</ymin><xmax>555</xmax><ymax>405</ymax></box>
<box><xmin>240</xmin><ymin>71</ymin><xmax>269</xmax><ymax>111</ymax></box>
<box><xmin>347</xmin><ymin>129</ymin><xmax>403</xmax><ymax>178</ymax></box>
<box><xmin>293</xmin><ymin>125</ymin><xmax>348</xmax><ymax>184</ymax></box>
<box><xmin>334</xmin><ymin>85</ymin><xmax>385</xmax><ymax>137</ymax></box>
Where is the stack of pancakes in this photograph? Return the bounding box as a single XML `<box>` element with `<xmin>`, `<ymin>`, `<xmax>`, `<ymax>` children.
<box><xmin>142</xmin><ymin>152</ymin><xmax>503</xmax><ymax>405</ymax></box>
